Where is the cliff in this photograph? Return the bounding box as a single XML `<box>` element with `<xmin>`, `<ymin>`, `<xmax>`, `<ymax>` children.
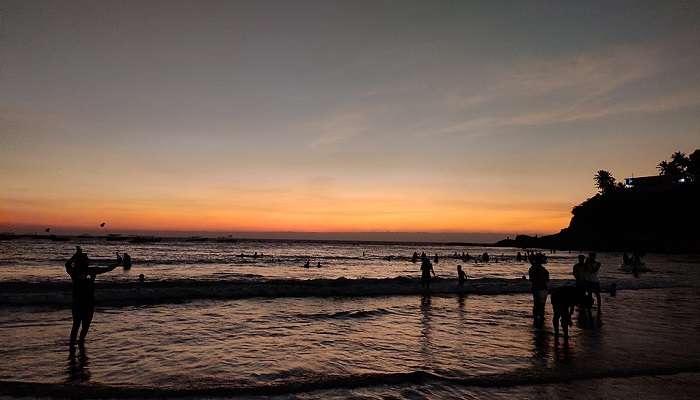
<box><xmin>498</xmin><ymin>182</ymin><xmax>700</xmax><ymax>253</ymax></box>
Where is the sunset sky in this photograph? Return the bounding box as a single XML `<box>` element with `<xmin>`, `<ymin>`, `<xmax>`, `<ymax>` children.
<box><xmin>1</xmin><ymin>1</ymin><xmax>699</xmax><ymax>238</ymax></box>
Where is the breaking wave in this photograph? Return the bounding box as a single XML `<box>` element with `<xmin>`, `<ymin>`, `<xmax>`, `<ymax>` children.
<box><xmin>0</xmin><ymin>277</ymin><xmax>681</xmax><ymax>308</ymax></box>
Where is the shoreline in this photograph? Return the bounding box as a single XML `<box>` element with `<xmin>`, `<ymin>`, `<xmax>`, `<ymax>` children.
<box><xmin>2</xmin><ymin>365</ymin><xmax>699</xmax><ymax>398</ymax></box>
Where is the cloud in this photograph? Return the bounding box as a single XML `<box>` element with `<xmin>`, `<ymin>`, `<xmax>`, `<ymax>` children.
<box><xmin>430</xmin><ymin>42</ymin><xmax>700</xmax><ymax>137</ymax></box>
<box><xmin>432</xmin><ymin>88</ymin><xmax>700</xmax><ymax>137</ymax></box>
<box><xmin>445</xmin><ymin>44</ymin><xmax>660</xmax><ymax>108</ymax></box>
<box><xmin>307</xmin><ymin>112</ymin><xmax>368</xmax><ymax>148</ymax></box>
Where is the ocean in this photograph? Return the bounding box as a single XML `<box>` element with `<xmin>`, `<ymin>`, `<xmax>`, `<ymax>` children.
<box><xmin>1</xmin><ymin>238</ymin><xmax>699</xmax><ymax>399</ymax></box>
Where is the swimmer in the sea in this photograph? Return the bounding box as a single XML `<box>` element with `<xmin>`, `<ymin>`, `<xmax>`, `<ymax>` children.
<box><xmin>457</xmin><ymin>265</ymin><xmax>467</xmax><ymax>287</ymax></box>
<box><xmin>420</xmin><ymin>254</ymin><xmax>436</xmax><ymax>290</ymax></box>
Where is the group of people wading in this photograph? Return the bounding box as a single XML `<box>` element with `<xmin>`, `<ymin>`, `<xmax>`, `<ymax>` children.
<box><xmin>529</xmin><ymin>252</ymin><xmax>603</xmax><ymax>339</ymax></box>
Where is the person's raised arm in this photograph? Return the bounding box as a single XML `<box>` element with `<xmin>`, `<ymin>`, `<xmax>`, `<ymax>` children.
<box><xmin>88</xmin><ymin>253</ymin><xmax>122</xmax><ymax>275</ymax></box>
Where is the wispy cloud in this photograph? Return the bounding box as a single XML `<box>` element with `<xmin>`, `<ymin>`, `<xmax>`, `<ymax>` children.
<box><xmin>431</xmin><ymin>43</ymin><xmax>699</xmax><ymax>137</ymax></box>
<box><xmin>431</xmin><ymin>88</ymin><xmax>700</xmax><ymax>137</ymax></box>
<box><xmin>307</xmin><ymin>112</ymin><xmax>368</xmax><ymax>148</ymax></box>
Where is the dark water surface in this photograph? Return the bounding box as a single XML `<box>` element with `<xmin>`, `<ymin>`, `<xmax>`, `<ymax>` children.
<box><xmin>1</xmin><ymin>239</ymin><xmax>699</xmax><ymax>398</ymax></box>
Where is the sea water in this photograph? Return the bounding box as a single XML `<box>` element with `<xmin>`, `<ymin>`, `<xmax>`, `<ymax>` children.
<box><xmin>1</xmin><ymin>238</ymin><xmax>699</xmax><ymax>398</ymax></box>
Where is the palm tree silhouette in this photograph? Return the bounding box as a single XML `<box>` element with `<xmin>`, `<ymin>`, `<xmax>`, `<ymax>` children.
<box><xmin>594</xmin><ymin>170</ymin><xmax>616</xmax><ymax>195</ymax></box>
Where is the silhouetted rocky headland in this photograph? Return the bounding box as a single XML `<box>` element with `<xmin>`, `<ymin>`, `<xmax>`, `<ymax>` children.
<box><xmin>499</xmin><ymin>150</ymin><xmax>700</xmax><ymax>253</ymax></box>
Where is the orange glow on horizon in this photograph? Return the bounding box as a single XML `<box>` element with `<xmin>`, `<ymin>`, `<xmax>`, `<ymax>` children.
<box><xmin>0</xmin><ymin>190</ymin><xmax>572</xmax><ymax>234</ymax></box>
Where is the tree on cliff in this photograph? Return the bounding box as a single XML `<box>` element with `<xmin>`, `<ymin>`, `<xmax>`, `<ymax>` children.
<box><xmin>594</xmin><ymin>170</ymin><xmax>616</xmax><ymax>194</ymax></box>
<box><xmin>658</xmin><ymin>151</ymin><xmax>688</xmax><ymax>181</ymax></box>
<box><xmin>688</xmin><ymin>149</ymin><xmax>700</xmax><ymax>182</ymax></box>
<box><xmin>656</xmin><ymin>150</ymin><xmax>700</xmax><ymax>183</ymax></box>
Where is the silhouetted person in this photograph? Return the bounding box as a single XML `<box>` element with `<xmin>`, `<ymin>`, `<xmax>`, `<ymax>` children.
<box><xmin>138</xmin><ymin>273</ymin><xmax>145</xmax><ymax>284</ymax></box>
<box><xmin>65</xmin><ymin>246</ymin><xmax>121</xmax><ymax>345</ymax></box>
<box><xmin>584</xmin><ymin>252</ymin><xmax>602</xmax><ymax>311</ymax></box>
<box><xmin>633</xmin><ymin>251</ymin><xmax>642</xmax><ymax>265</ymax></box>
<box><xmin>528</xmin><ymin>253</ymin><xmax>549</xmax><ymax>328</ymax></box>
<box><xmin>550</xmin><ymin>285</ymin><xmax>586</xmax><ymax>339</ymax></box>
<box><xmin>434</xmin><ymin>253</ymin><xmax>439</xmax><ymax>263</ymax></box>
<box><xmin>122</xmin><ymin>252</ymin><xmax>132</xmax><ymax>270</ymax></box>
<box><xmin>572</xmin><ymin>254</ymin><xmax>586</xmax><ymax>297</ymax></box>
<box><xmin>457</xmin><ymin>265</ymin><xmax>467</xmax><ymax>287</ymax></box>
<box><xmin>317</xmin><ymin>261</ymin><xmax>321</xmax><ymax>268</ymax></box>
<box><xmin>412</xmin><ymin>251</ymin><xmax>419</xmax><ymax>263</ymax></box>
<box><xmin>482</xmin><ymin>252</ymin><xmax>489</xmax><ymax>263</ymax></box>
<box><xmin>420</xmin><ymin>254</ymin><xmax>436</xmax><ymax>290</ymax></box>
<box><xmin>516</xmin><ymin>251</ymin><xmax>523</xmax><ymax>262</ymax></box>
<box><xmin>303</xmin><ymin>259</ymin><xmax>310</xmax><ymax>268</ymax></box>
<box><xmin>622</xmin><ymin>252</ymin><xmax>632</xmax><ymax>266</ymax></box>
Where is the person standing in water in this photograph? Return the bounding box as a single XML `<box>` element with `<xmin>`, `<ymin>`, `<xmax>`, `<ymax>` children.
<box><xmin>420</xmin><ymin>254</ymin><xmax>436</xmax><ymax>290</ymax></box>
<box><xmin>528</xmin><ymin>253</ymin><xmax>550</xmax><ymax>328</ymax></box>
<box><xmin>572</xmin><ymin>255</ymin><xmax>586</xmax><ymax>292</ymax></box>
<box><xmin>457</xmin><ymin>265</ymin><xmax>468</xmax><ymax>287</ymax></box>
<box><xmin>122</xmin><ymin>252</ymin><xmax>132</xmax><ymax>270</ymax></box>
<box><xmin>584</xmin><ymin>252</ymin><xmax>602</xmax><ymax>311</ymax></box>
<box><xmin>65</xmin><ymin>246</ymin><xmax>122</xmax><ymax>345</ymax></box>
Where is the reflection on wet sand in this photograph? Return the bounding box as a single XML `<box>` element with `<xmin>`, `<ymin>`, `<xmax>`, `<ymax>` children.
<box><xmin>532</xmin><ymin>330</ymin><xmax>550</xmax><ymax>361</ymax></box>
<box><xmin>66</xmin><ymin>344</ymin><xmax>90</xmax><ymax>383</ymax></box>
<box><xmin>420</xmin><ymin>294</ymin><xmax>433</xmax><ymax>361</ymax></box>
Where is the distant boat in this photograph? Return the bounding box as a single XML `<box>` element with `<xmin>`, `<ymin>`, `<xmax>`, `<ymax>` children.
<box><xmin>106</xmin><ymin>234</ymin><xmax>130</xmax><ymax>242</ymax></box>
<box><xmin>48</xmin><ymin>235</ymin><xmax>70</xmax><ymax>242</ymax></box>
<box><xmin>130</xmin><ymin>236</ymin><xmax>161</xmax><ymax>244</ymax></box>
<box><xmin>215</xmin><ymin>237</ymin><xmax>238</xmax><ymax>243</ymax></box>
<box><xmin>185</xmin><ymin>236</ymin><xmax>208</xmax><ymax>242</ymax></box>
<box><xmin>0</xmin><ymin>233</ymin><xmax>17</xmax><ymax>241</ymax></box>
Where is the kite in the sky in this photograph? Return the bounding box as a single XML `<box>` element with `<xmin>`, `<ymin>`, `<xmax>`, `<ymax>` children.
<box><xmin>45</xmin><ymin>228</ymin><xmax>50</xmax><ymax>233</ymax></box>
<box><xmin>100</xmin><ymin>222</ymin><xmax>106</xmax><ymax>228</ymax></box>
